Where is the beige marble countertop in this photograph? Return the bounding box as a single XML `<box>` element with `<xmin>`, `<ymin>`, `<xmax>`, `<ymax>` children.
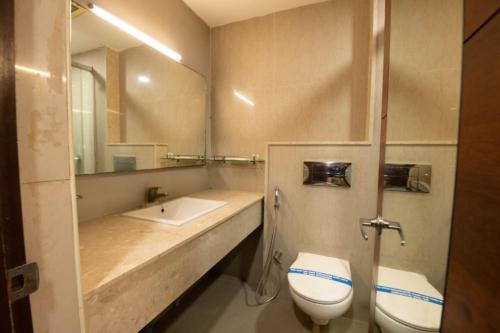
<box><xmin>79</xmin><ymin>190</ymin><xmax>263</xmax><ymax>297</ymax></box>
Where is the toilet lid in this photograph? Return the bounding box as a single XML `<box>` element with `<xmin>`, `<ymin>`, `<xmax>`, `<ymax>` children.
<box><xmin>376</xmin><ymin>266</ymin><xmax>443</xmax><ymax>331</ymax></box>
<box><xmin>287</xmin><ymin>252</ymin><xmax>352</xmax><ymax>304</ymax></box>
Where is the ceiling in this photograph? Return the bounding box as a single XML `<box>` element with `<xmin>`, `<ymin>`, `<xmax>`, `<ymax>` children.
<box><xmin>182</xmin><ymin>0</ymin><xmax>328</xmax><ymax>27</ymax></box>
<box><xmin>71</xmin><ymin>11</ymin><xmax>142</xmax><ymax>55</ymax></box>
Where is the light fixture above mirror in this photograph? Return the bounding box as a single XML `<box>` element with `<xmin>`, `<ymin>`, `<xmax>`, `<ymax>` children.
<box><xmin>87</xmin><ymin>3</ymin><xmax>182</xmax><ymax>62</ymax></box>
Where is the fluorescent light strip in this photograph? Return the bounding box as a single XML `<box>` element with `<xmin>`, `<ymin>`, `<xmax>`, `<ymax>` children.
<box><xmin>234</xmin><ymin>90</ymin><xmax>255</xmax><ymax>107</ymax></box>
<box><xmin>15</xmin><ymin>64</ymin><xmax>51</xmax><ymax>78</ymax></box>
<box><xmin>89</xmin><ymin>4</ymin><xmax>182</xmax><ymax>62</ymax></box>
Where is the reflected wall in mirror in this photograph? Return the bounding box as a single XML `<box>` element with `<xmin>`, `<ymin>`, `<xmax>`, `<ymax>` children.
<box><xmin>70</xmin><ymin>2</ymin><xmax>206</xmax><ymax>175</ymax></box>
<box><xmin>376</xmin><ymin>1</ymin><xmax>462</xmax><ymax>332</ymax></box>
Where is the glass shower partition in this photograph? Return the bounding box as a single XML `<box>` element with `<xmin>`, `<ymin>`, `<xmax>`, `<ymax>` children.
<box><xmin>365</xmin><ymin>1</ymin><xmax>463</xmax><ymax>332</ymax></box>
<box><xmin>71</xmin><ymin>64</ymin><xmax>96</xmax><ymax>174</ymax></box>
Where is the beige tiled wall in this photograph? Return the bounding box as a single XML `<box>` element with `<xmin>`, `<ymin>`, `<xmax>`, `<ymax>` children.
<box><xmin>75</xmin><ymin>0</ymin><xmax>211</xmax><ymax>221</ymax></box>
<box><xmin>119</xmin><ymin>45</ymin><xmax>206</xmax><ymax>155</ymax></box>
<box><xmin>209</xmin><ymin>0</ymin><xmax>372</xmax><ymax>192</ymax></box>
<box><xmin>208</xmin><ymin>163</ymin><xmax>266</xmax><ymax>193</ymax></box>
<box><xmin>15</xmin><ymin>0</ymin><xmax>85</xmax><ymax>331</ymax></box>
<box><xmin>379</xmin><ymin>0</ymin><xmax>462</xmax><ymax>293</ymax></box>
<box><xmin>211</xmin><ymin>0</ymin><xmax>372</xmax><ymax>151</ymax></box>
<box><xmin>386</xmin><ymin>0</ymin><xmax>462</xmax><ymax>142</ymax></box>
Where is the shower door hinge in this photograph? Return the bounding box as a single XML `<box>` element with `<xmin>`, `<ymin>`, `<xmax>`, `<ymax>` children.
<box><xmin>7</xmin><ymin>262</ymin><xmax>39</xmax><ymax>302</ymax></box>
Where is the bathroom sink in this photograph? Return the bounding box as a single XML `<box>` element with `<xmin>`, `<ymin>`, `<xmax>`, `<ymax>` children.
<box><xmin>122</xmin><ymin>197</ymin><xmax>227</xmax><ymax>226</ymax></box>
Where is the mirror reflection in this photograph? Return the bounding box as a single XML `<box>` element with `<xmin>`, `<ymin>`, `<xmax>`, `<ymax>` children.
<box><xmin>71</xmin><ymin>2</ymin><xmax>206</xmax><ymax>175</ymax></box>
<box><xmin>377</xmin><ymin>1</ymin><xmax>462</xmax><ymax>332</ymax></box>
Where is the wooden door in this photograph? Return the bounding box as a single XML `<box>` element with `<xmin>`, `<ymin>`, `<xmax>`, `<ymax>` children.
<box><xmin>0</xmin><ymin>0</ymin><xmax>35</xmax><ymax>331</ymax></box>
<box><xmin>441</xmin><ymin>3</ymin><xmax>500</xmax><ymax>332</ymax></box>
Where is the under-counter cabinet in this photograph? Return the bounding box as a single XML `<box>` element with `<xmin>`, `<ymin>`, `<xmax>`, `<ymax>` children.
<box><xmin>79</xmin><ymin>190</ymin><xmax>263</xmax><ymax>333</ymax></box>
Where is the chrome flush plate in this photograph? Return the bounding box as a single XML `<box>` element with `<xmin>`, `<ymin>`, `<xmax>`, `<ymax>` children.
<box><xmin>384</xmin><ymin>164</ymin><xmax>432</xmax><ymax>193</ymax></box>
<box><xmin>303</xmin><ymin>161</ymin><xmax>352</xmax><ymax>188</ymax></box>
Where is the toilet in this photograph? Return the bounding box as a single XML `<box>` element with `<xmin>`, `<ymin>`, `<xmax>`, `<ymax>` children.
<box><xmin>375</xmin><ymin>266</ymin><xmax>443</xmax><ymax>333</ymax></box>
<box><xmin>287</xmin><ymin>252</ymin><xmax>353</xmax><ymax>325</ymax></box>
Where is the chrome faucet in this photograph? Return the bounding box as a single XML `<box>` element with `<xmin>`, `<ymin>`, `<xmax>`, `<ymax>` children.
<box><xmin>146</xmin><ymin>187</ymin><xmax>168</xmax><ymax>204</ymax></box>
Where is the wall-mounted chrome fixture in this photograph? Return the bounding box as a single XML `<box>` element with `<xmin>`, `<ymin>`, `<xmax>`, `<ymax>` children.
<box><xmin>303</xmin><ymin>161</ymin><xmax>351</xmax><ymax>188</ymax></box>
<box><xmin>274</xmin><ymin>186</ymin><xmax>280</xmax><ymax>209</ymax></box>
<box><xmin>146</xmin><ymin>186</ymin><xmax>168</xmax><ymax>204</ymax></box>
<box><xmin>162</xmin><ymin>153</ymin><xmax>206</xmax><ymax>162</ymax></box>
<box><xmin>162</xmin><ymin>154</ymin><xmax>265</xmax><ymax>164</ymax></box>
<box><xmin>360</xmin><ymin>215</ymin><xmax>406</xmax><ymax>246</ymax></box>
<box><xmin>209</xmin><ymin>155</ymin><xmax>264</xmax><ymax>164</ymax></box>
<box><xmin>384</xmin><ymin>164</ymin><xmax>431</xmax><ymax>193</ymax></box>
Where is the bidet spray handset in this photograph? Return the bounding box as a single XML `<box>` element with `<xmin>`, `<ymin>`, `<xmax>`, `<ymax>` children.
<box><xmin>274</xmin><ymin>186</ymin><xmax>280</xmax><ymax>209</ymax></box>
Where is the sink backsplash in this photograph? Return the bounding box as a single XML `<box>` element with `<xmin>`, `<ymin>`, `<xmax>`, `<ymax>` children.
<box><xmin>75</xmin><ymin>168</ymin><xmax>208</xmax><ymax>222</ymax></box>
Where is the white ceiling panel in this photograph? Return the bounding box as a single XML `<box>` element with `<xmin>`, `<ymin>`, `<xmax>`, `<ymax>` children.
<box><xmin>183</xmin><ymin>0</ymin><xmax>328</xmax><ymax>27</ymax></box>
<box><xmin>72</xmin><ymin>12</ymin><xmax>142</xmax><ymax>55</ymax></box>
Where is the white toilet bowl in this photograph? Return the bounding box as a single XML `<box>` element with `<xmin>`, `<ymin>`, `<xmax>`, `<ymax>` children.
<box><xmin>375</xmin><ymin>266</ymin><xmax>443</xmax><ymax>333</ymax></box>
<box><xmin>287</xmin><ymin>252</ymin><xmax>353</xmax><ymax>325</ymax></box>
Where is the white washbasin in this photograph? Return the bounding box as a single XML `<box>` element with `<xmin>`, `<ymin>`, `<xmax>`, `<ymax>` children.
<box><xmin>122</xmin><ymin>197</ymin><xmax>227</xmax><ymax>226</ymax></box>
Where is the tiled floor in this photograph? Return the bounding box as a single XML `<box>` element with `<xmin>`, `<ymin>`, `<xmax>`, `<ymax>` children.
<box><xmin>153</xmin><ymin>274</ymin><xmax>368</xmax><ymax>333</ymax></box>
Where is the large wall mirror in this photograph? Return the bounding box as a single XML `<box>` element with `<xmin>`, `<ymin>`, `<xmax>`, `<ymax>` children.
<box><xmin>70</xmin><ymin>2</ymin><xmax>206</xmax><ymax>175</ymax></box>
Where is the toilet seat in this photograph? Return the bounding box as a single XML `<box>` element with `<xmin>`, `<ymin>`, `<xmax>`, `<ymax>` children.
<box><xmin>288</xmin><ymin>252</ymin><xmax>352</xmax><ymax>305</ymax></box>
<box><xmin>376</xmin><ymin>266</ymin><xmax>443</xmax><ymax>332</ymax></box>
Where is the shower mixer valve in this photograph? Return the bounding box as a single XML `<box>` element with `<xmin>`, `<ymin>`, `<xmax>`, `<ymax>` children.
<box><xmin>359</xmin><ymin>215</ymin><xmax>406</xmax><ymax>246</ymax></box>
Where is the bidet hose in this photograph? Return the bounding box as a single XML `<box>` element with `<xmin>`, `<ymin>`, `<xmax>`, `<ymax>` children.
<box><xmin>255</xmin><ymin>188</ymin><xmax>281</xmax><ymax>305</ymax></box>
